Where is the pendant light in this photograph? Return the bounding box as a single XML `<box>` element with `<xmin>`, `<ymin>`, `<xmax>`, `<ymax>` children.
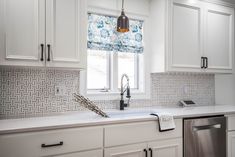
<box><xmin>117</xmin><ymin>0</ymin><xmax>129</xmax><ymax>33</ymax></box>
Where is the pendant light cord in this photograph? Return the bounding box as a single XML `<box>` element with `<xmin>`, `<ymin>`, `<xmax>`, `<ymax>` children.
<box><xmin>122</xmin><ymin>0</ymin><xmax>124</xmax><ymax>11</ymax></box>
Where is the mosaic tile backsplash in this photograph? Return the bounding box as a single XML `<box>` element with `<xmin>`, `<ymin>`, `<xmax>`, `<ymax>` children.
<box><xmin>0</xmin><ymin>67</ymin><xmax>81</xmax><ymax>119</ymax></box>
<box><xmin>0</xmin><ymin>67</ymin><xmax>215</xmax><ymax>119</ymax></box>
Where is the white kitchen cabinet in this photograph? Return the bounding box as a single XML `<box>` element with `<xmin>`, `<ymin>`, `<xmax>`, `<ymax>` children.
<box><xmin>228</xmin><ymin>132</ymin><xmax>235</xmax><ymax>157</ymax></box>
<box><xmin>148</xmin><ymin>138</ymin><xmax>182</xmax><ymax>157</ymax></box>
<box><xmin>45</xmin><ymin>0</ymin><xmax>86</xmax><ymax>68</ymax></box>
<box><xmin>104</xmin><ymin>143</ymin><xmax>147</xmax><ymax>157</ymax></box>
<box><xmin>54</xmin><ymin>149</ymin><xmax>103</xmax><ymax>157</ymax></box>
<box><xmin>0</xmin><ymin>0</ymin><xmax>86</xmax><ymax>69</ymax></box>
<box><xmin>104</xmin><ymin>139</ymin><xmax>183</xmax><ymax>157</ymax></box>
<box><xmin>0</xmin><ymin>118</ymin><xmax>183</xmax><ymax>157</ymax></box>
<box><xmin>0</xmin><ymin>127</ymin><xmax>103</xmax><ymax>157</ymax></box>
<box><xmin>227</xmin><ymin>115</ymin><xmax>235</xmax><ymax>157</ymax></box>
<box><xmin>104</xmin><ymin>120</ymin><xmax>183</xmax><ymax>157</ymax></box>
<box><xmin>0</xmin><ymin>0</ymin><xmax>45</xmax><ymax>67</ymax></box>
<box><xmin>104</xmin><ymin>120</ymin><xmax>182</xmax><ymax>147</ymax></box>
<box><xmin>168</xmin><ymin>0</ymin><xmax>203</xmax><ymax>71</ymax></box>
<box><xmin>204</xmin><ymin>3</ymin><xmax>234</xmax><ymax>72</ymax></box>
<box><xmin>150</xmin><ymin>0</ymin><xmax>234</xmax><ymax>73</ymax></box>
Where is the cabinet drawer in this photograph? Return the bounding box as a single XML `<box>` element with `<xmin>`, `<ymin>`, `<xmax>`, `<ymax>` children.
<box><xmin>228</xmin><ymin>115</ymin><xmax>235</xmax><ymax>131</ymax></box>
<box><xmin>0</xmin><ymin>127</ymin><xmax>103</xmax><ymax>157</ymax></box>
<box><xmin>104</xmin><ymin>119</ymin><xmax>182</xmax><ymax>147</ymax></box>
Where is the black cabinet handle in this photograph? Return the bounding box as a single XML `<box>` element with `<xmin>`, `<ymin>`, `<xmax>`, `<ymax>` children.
<box><xmin>41</xmin><ymin>141</ymin><xmax>63</xmax><ymax>148</ymax></box>
<box><xmin>149</xmin><ymin>148</ymin><xmax>153</xmax><ymax>157</ymax></box>
<box><xmin>143</xmin><ymin>149</ymin><xmax>148</xmax><ymax>157</ymax></box>
<box><xmin>40</xmin><ymin>44</ymin><xmax>44</xmax><ymax>61</ymax></box>
<box><xmin>47</xmin><ymin>44</ymin><xmax>51</xmax><ymax>62</ymax></box>
<box><xmin>201</xmin><ymin>57</ymin><xmax>204</xmax><ymax>69</ymax></box>
<box><xmin>201</xmin><ymin>57</ymin><xmax>205</xmax><ymax>69</ymax></box>
<box><xmin>205</xmin><ymin>57</ymin><xmax>208</xmax><ymax>69</ymax></box>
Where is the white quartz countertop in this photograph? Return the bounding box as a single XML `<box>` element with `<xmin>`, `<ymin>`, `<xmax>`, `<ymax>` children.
<box><xmin>0</xmin><ymin>105</ymin><xmax>235</xmax><ymax>134</ymax></box>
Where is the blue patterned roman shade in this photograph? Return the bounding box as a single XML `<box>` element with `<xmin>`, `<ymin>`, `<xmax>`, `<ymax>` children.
<box><xmin>87</xmin><ymin>13</ymin><xmax>144</xmax><ymax>53</ymax></box>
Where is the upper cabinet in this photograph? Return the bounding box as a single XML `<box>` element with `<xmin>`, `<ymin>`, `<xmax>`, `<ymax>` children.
<box><xmin>0</xmin><ymin>0</ymin><xmax>233</xmax><ymax>72</ymax></box>
<box><xmin>0</xmin><ymin>0</ymin><xmax>86</xmax><ymax>69</ymax></box>
<box><xmin>150</xmin><ymin>0</ymin><xmax>234</xmax><ymax>73</ymax></box>
<box><xmin>169</xmin><ymin>0</ymin><xmax>203</xmax><ymax>71</ymax></box>
<box><xmin>204</xmin><ymin>3</ymin><xmax>234</xmax><ymax>72</ymax></box>
<box><xmin>45</xmin><ymin>0</ymin><xmax>86</xmax><ymax>68</ymax></box>
<box><xmin>0</xmin><ymin>0</ymin><xmax>45</xmax><ymax>67</ymax></box>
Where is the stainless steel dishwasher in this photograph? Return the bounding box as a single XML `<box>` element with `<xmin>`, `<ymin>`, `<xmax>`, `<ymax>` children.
<box><xmin>184</xmin><ymin>116</ymin><xmax>226</xmax><ymax>157</ymax></box>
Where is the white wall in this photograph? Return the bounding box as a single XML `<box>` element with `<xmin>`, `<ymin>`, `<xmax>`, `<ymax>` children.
<box><xmin>87</xmin><ymin>0</ymin><xmax>150</xmax><ymax>16</ymax></box>
<box><xmin>215</xmin><ymin>0</ymin><xmax>235</xmax><ymax>105</ymax></box>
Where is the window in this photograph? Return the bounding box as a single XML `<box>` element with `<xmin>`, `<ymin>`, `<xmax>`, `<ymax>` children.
<box><xmin>87</xmin><ymin>13</ymin><xmax>144</xmax><ymax>93</ymax></box>
<box><xmin>87</xmin><ymin>50</ymin><xmax>110</xmax><ymax>90</ymax></box>
<box><xmin>118</xmin><ymin>53</ymin><xmax>138</xmax><ymax>89</ymax></box>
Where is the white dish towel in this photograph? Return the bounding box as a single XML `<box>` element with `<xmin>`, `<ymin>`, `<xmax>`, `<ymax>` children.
<box><xmin>150</xmin><ymin>112</ymin><xmax>176</xmax><ymax>132</ymax></box>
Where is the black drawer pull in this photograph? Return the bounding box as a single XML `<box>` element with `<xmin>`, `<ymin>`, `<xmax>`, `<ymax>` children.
<box><xmin>143</xmin><ymin>149</ymin><xmax>148</xmax><ymax>157</ymax></box>
<box><xmin>40</xmin><ymin>44</ymin><xmax>44</xmax><ymax>61</ymax></box>
<box><xmin>201</xmin><ymin>57</ymin><xmax>205</xmax><ymax>69</ymax></box>
<box><xmin>47</xmin><ymin>44</ymin><xmax>51</xmax><ymax>62</ymax></box>
<box><xmin>205</xmin><ymin>57</ymin><xmax>208</xmax><ymax>69</ymax></box>
<box><xmin>41</xmin><ymin>141</ymin><xmax>63</xmax><ymax>148</ymax></box>
<box><xmin>149</xmin><ymin>148</ymin><xmax>153</xmax><ymax>157</ymax></box>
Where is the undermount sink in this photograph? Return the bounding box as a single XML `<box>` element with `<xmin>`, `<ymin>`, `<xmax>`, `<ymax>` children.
<box><xmin>106</xmin><ymin>110</ymin><xmax>153</xmax><ymax>118</ymax></box>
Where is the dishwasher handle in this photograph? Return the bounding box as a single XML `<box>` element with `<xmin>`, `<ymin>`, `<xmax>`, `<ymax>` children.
<box><xmin>193</xmin><ymin>124</ymin><xmax>221</xmax><ymax>131</ymax></box>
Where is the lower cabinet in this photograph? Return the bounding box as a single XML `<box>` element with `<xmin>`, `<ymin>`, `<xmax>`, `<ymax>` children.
<box><xmin>105</xmin><ymin>143</ymin><xmax>147</xmax><ymax>157</ymax></box>
<box><xmin>228</xmin><ymin>131</ymin><xmax>235</xmax><ymax>157</ymax></box>
<box><xmin>0</xmin><ymin>127</ymin><xmax>103</xmax><ymax>157</ymax></box>
<box><xmin>54</xmin><ymin>149</ymin><xmax>103</xmax><ymax>157</ymax></box>
<box><xmin>148</xmin><ymin>138</ymin><xmax>182</xmax><ymax>157</ymax></box>
<box><xmin>227</xmin><ymin>115</ymin><xmax>235</xmax><ymax>157</ymax></box>
<box><xmin>104</xmin><ymin>138</ymin><xmax>183</xmax><ymax>157</ymax></box>
<box><xmin>0</xmin><ymin>120</ymin><xmax>183</xmax><ymax>157</ymax></box>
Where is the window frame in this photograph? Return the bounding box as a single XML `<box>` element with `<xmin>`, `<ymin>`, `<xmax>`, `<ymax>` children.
<box><xmin>87</xmin><ymin>50</ymin><xmax>111</xmax><ymax>91</ymax></box>
<box><xmin>80</xmin><ymin>7</ymin><xmax>150</xmax><ymax>100</ymax></box>
<box><xmin>87</xmin><ymin>51</ymin><xmax>140</xmax><ymax>92</ymax></box>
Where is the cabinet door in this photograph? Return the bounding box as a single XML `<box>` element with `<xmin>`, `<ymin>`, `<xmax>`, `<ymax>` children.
<box><xmin>0</xmin><ymin>0</ymin><xmax>45</xmax><ymax>66</ymax></box>
<box><xmin>228</xmin><ymin>132</ymin><xmax>235</xmax><ymax>157</ymax></box>
<box><xmin>148</xmin><ymin>138</ymin><xmax>182</xmax><ymax>157</ymax></box>
<box><xmin>168</xmin><ymin>0</ymin><xmax>203</xmax><ymax>72</ymax></box>
<box><xmin>54</xmin><ymin>149</ymin><xmax>103</xmax><ymax>157</ymax></box>
<box><xmin>105</xmin><ymin>143</ymin><xmax>147</xmax><ymax>157</ymax></box>
<box><xmin>45</xmin><ymin>0</ymin><xmax>86</xmax><ymax>69</ymax></box>
<box><xmin>204</xmin><ymin>4</ymin><xmax>234</xmax><ymax>72</ymax></box>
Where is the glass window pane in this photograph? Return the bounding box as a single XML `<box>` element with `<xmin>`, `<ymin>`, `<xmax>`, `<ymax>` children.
<box><xmin>118</xmin><ymin>53</ymin><xmax>137</xmax><ymax>89</ymax></box>
<box><xmin>87</xmin><ymin>50</ymin><xmax>109</xmax><ymax>90</ymax></box>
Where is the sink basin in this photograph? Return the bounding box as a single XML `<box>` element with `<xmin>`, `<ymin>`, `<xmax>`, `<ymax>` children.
<box><xmin>107</xmin><ymin>110</ymin><xmax>152</xmax><ymax>118</ymax></box>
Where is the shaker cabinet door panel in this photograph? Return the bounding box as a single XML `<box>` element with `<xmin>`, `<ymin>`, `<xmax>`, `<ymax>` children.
<box><xmin>104</xmin><ymin>143</ymin><xmax>147</xmax><ymax>157</ymax></box>
<box><xmin>168</xmin><ymin>0</ymin><xmax>203</xmax><ymax>71</ymax></box>
<box><xmin>0</xmin><ymin>0</ymin><xmax>45</xmax><ymax>66</ymax></box>
<box><xmin>228</xmin><ymin>132</ymin><xmax>235</xmax><ymax>157</ymax></box>
<box><xmin>148</xmin><ymin>138</ymin><xmax>183</xmax><ymax>157</ymax></box>
<box><xmin>204</xmin><ymin>4</ymin><xmax>234</xmax><ymax>71</ymax></box>
<box><xmin>45</xmin><ymin>0</ymin><xmax>86</xmax><ymax>68</ymax></box>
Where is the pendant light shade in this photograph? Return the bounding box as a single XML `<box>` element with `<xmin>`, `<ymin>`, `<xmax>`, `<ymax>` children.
<box><xmin>117</xmin><ymin>0</ymin><xmax>129</xmax><ymax>33</ymax></box>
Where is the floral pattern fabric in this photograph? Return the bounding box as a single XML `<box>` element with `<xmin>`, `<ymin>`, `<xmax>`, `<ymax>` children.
<box><xmin>87</xmin><ymin>13</ymin><xmax>144</xmax><ymax>53</ymax></box>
